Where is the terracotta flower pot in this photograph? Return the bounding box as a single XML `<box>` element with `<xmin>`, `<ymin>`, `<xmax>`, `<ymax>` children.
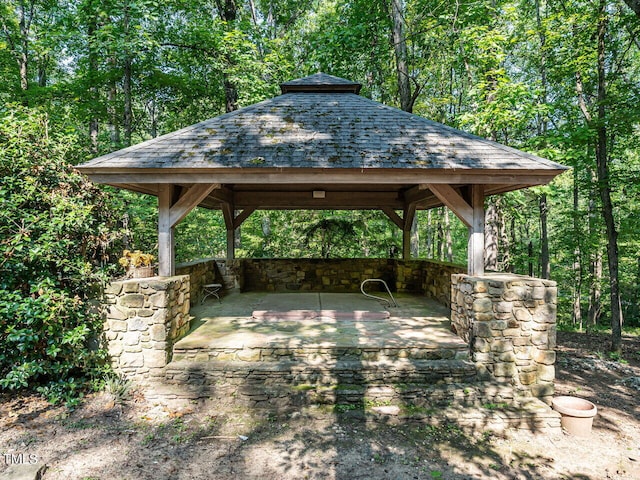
<box><xmin>552</xmin><ymin>396</ymin><xmax>598</xmax><ymax>436</ymax></box>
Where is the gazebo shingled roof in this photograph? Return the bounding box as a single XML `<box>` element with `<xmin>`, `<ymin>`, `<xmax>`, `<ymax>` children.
<box><xmin>78</xmin><ymin>73</ymin><xmax>567</xmax><ymax>277</ymax></box>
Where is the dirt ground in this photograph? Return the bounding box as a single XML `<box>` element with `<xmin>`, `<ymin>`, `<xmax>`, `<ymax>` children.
<box><xmin>1</xmin><ymin>331</ymin><xmax>639</xmax><ymax>480</ymax></box>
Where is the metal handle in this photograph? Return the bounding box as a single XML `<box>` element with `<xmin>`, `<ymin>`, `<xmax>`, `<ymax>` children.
<box><xmin>360</xmin><ymin>279</ymin><xmax>398</xmax><ymax>308</ymax></box>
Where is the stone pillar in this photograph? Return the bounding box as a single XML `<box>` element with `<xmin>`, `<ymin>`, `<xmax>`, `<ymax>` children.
<box><xmin>451</xmin><ymin>273</ymin><xmax>557</xmax><ymax>404</ymax></box>
<box><xmin>103</xmin><ymin>275</ymin><xmax>191</xmax><ymax>381</ymax></box>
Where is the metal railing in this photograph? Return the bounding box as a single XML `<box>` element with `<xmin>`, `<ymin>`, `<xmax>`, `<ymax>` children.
<box><xmin>360</xmin><ymin>278</ymin><xmax>398</xmax><ymax>308</ymax></box>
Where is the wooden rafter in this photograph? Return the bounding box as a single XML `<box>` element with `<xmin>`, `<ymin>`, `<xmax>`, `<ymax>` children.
<box><xmin>169</xmin><ymin>184</ymin><xmax>219</xmax><ymax>227</ymax></box>
<box><xmin>381</xmin><ymin>207</ymin><xmax>404</xmax><ymax>229</ymax></box>
<box><xmin>427</xmin><ymin>184</ymin><xmax>473</xmax><ymax>227</ymax></box>
<box><xmin>403</xmin><ymin>184</ymin><xmax>431</xmax><ymax>206</ymax></box>
<box><xmin>233</xmin><ymin>207</ymin><xmax>256</xmax><ymax>229</ymax></box>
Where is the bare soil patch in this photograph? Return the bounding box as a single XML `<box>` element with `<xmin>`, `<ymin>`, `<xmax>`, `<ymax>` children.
<box><xmin>1</xmin><ymin>331</ymin><xmax>639</xmax><ymax>480</ymax></box>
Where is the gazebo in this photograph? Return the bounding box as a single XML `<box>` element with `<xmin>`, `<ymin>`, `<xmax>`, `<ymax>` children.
<box><xmin>87</xmin><ymin>75</ymin><xmax>568</xmax><ymax>417</ymax></box>
<box><xmin>77</xmin><ymin>73</ymin><xmax>567</xmax><ymax>277</ymax></box>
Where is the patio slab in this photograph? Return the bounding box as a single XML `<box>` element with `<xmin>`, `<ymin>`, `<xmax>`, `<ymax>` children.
<box><xmin>174</xmin><ymin>292</ymin><xmax>466</xmax><ymax>353</ymax></box>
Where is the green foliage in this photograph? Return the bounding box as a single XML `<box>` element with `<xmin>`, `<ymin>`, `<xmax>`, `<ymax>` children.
<box><xmin>0</xmin><ymin>105</ymin><xmax>117</xmax><ymax>402</ymax></box>
<box><xmin>102</xmin><ymin>373</ymin><xmax>133</xmax><ymax>404</ymax></box>
<box><xmin>2</xmin><ymin>0</ymin><xmax>640</xmax><ymax>363</ymax></box>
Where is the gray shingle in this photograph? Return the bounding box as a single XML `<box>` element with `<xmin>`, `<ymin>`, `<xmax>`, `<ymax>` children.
<box><xmin>79</xmin><ymin>74</ymin><xmax>567</xmax><ymax>174</ymax></box>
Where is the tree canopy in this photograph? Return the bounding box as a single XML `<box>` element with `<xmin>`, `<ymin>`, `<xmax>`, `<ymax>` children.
<box><xmin>2</xmin><ymin>0</ymin><xmax>640</xmax><ymax>398</ymax></box>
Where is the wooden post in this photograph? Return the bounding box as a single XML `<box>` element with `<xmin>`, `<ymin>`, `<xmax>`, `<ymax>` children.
<box><xmin>158</xmin><ymin>184</ymin><xmax>175</xmax><ymax>277</ymax></box>
<box><xmin>468</xmin><ymin>184</ymin><xmax>485</xmax><ymax>276</ymax></box>
<box><xmin>402</xmin><ymin>229</ymin><xmax>411</xmax><ymax>260</ymax></box>
<box><xmin>226</xmin><ymin>229</ymin><xmax>235</xmax><ymax>260</ymax></box>
<box><xmin>402</xmin><ymin>204</ymin><xmax>416</xmax><ymax>260</ymax></box>
<box><xmin>157</xmin><ymin>183</ymin><xmax>218</xmax><ymax>274</ymax></box>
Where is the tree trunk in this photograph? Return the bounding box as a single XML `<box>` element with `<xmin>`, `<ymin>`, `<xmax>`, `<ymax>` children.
<box><xmin>223</xmin><ymin>76</ymin><xmax>239</xmax><ymax>113</ymax></box>
<box><xmin>262</xmin><ymin>215</ymin><xmax>271</xmax><ymax>251</ymax></box>
<box><xmin>444</xmin><ymin>209</ymin><xmax>453</xmax><ymax>262</ymax></box>
<box><xmin>508</xmin><ymin>217</ymin><xmax>517</xmax><ymax>273</ymax></box>
<box><xmin>410</xmin><ymin>215</ymin><xmax>419</xmax><ymax>257</ymax></box>
<box><xmin>498</xmin><ymin>206</ymin><xmax>509</xmax><ymax>271</ymax></box>
<box><xmin>149</xmin><ymin>99</ymin><xmax>158</xmax><ymax>138</ymax></box>
<box><xmin>539</xmin><ymin>193</ymin><xmax>550</xmax><ymax>279</ymax></box>
<box><xmin>574</xmin><ymin>246</ymin><xmax>583</xmax><ymax>329</ymax></box>
<box><xmin>535</xmin><ymin>0</ymin><xmax>549</xmax><ymax>136</ymax></box>
<box><xmin>123</xmin><ymin>55</ymin><xmax>132</xmax><ymax>145</ymax></box>
<box><xmin>87</xmin><ymin>5</ymin><xmax>99</xmax><ymax>154</ymax></box>
<box><xmin>588</xmin><ymin>249</ymin><xmax>602</xmax><ymax>326</ymax></box>
<box><xmin>18</xmin><ymin>2</ymin><xmax>30</xmax><ymax>93</ymax></box>
<box><xmin>37</xmin><ymin>57</ymin><xmax>47</xmax><ymax>87</ymax></box>
<box><xmin>484</xmin><ymin>199</ymin><xmax>499</xmax><ymax>270</ymax></box>
<box><xmin>389</xmin><ymin>0</ymin><xmax>413</xmax><ymax>112</ymax></box>
<box><xmin>572</xmin><ymin>169</ymin><xmax>583</xmax><ymax>328</ymax></box>
<box><xmin>623</xmin><ymin>0</ymin><xmax>640</xmax><ymax>18</ymax></box>
<box><xmin>108</xmin><ymin>55</ymin><xmax>120</xmax><ymax>146</ymax></box>
<box><xmin>426</xmin><ymin>210</ymin><xmax>433</xmax><ymax>258</ymax></box>
<box><xmin>123</xmin><ymin>2</ymin><xmax>133</xmax><ymax>146</ymax></box>
<box><xmin>436</xmin><ymin>212</ymin><xmax>444</xmax><ymax>261</ymax></box>
<box><xmin>595</xmin><ymin>1</ymin><xmax>623</xmax><ymax>352</ymax></box>
<box><xmin>587</xmin><ymin>169</ymin><xmax>602</xmax><ymax>325</ymax></box>
<box><xmin>215</xmin><ymin>0</ymin><xmax>239</xmax><ymax>113</ymax></box>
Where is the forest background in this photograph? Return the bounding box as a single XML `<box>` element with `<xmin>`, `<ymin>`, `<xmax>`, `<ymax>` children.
<box><xmin>1</xmin><ymin>0</ymin><xmax>640</xmax><ymax>401</ymax></box>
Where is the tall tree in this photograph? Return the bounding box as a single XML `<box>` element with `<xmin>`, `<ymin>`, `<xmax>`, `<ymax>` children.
<box><xmin>623</xmin><ymin>0</ymin><xmax>640</xmax><ymax>17</ymax></box>
<box><xmin>594</xmin><ymin>0</ymin><xmax>623</xmax><ymax>351</ymax></box>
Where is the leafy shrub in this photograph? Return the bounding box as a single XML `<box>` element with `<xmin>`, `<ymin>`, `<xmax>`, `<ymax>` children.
<box><xmin>0</xmin><ymin>105</ymin><xmax>121</xmax><ymax>404</ymax></box>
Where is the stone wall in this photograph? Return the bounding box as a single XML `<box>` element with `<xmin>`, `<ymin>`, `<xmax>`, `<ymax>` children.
<box><xmin>103</xmin><ymin>275</ymin><xmax>191</xmax><ymax>381</ymax></box>
<box><xmin>451</xmin><ymin>273</ymin><xmax>557</xmax><ymax>403</ymax></box>
<box><xmin>214</xmin><ymin>259</ymin><xmax>243</xmax><ymax>290</ymax></box>
<box><xmin>237</xmin><ymin>258</ymin><xmax>464</xmax><ymax>307</ymax></box>
<box><xmin>421</xmin><ymin>261</ymin><xmax>466</xmax><ymax>308</ymax></box>
<box><xmin>176</xmin><ymin>258</ymin><xmax>221</xmax><ymax>305</ymax></box>
<box><xmin>175</xmin><ymin>259</ymin><xmax>244</xmax><ymax>304</ymax></box>
<box><xmin>171</xmin><ymin>257</ymin><xmax>463</xmax><ymax>307</ymax></box>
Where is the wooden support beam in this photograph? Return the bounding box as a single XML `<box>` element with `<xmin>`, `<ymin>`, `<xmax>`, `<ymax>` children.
<box><xmin>403</xmin><ymin>204</ymin><xmax>416</xmax><ymax>231</ymax></box>
<box><xmin>382</xmin><ymin>205</ymin><xmax>416</xmax><ymax>260</ymax></box>
<box><xmin>226</xmin><ymin>229</ymin><xmax>235</xmax><ymax>261</ymax></box>
<box><xmin>84</xmin><ymin>169</ymin><xmax>563</xmax><ymax>187</ymax></box>
<box><xmin>214</xmin><ymin>190</ymin><xmax>254</xmax><ymax>260</ymax></box>
<box><xmin>427</xmin><ymin>184</ymin><xmax>473</xmax><ymax>227</ymax></box>
<box><xmin>233</xmin><ymin>207</ymin><xmax>256</xmax><ymax>229</ymax></box>
<box><xmin>169</xmin><ymin>184</ymin><xmax>219</xmax><ymax>227</ymax></box>
<box><xmin>158</xmin><ymin>184</ymin><xmax>175</xmax><ymax>277</ymax></box>
<box><xmin>403</xmin><ymin>184</ymin><xmax>432</xmax><ymax>205</ymax></box>
<box><xmin>209</xmin><ymin>186</ymin><xmax>234</xmax><ymax>204</ymax></box>
<box><xmin>402</xmin><ymin>230</ymin><xmax>411</xmax><ymax>260</ymax></box>
<box><xmin>381</xmin><ymin>207</ymin><xmax>404</xmax><ymax>229</ymax></box>
<box><xmin>232</xmin><ymin>190</ymin><xmax>403</xmax><ymax>210</ymax></box>
<box><xmin>221</xmin><ymin>202</ymin><xmax>234</xmax><ymax>231</ymax></box>
<box><xmin>220</xmin><ymin>202</ymin><xmax>235</xmax><ymax>260</ymax></box>
<box><xmin>468</xmin><ymin>184</ymin><xmax>485</xmax><ymax>276</ymax></box>
<box><xmin>401</xmin><ymin>203</ymin><xmax>417</xmax><ymax>261</ymax></box>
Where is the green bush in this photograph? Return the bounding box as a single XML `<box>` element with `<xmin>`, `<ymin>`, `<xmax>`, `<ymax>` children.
<box><xmin>0</xmin><ymin>105</ymin><xmax>120</xmax><ymax>404</ymax></box>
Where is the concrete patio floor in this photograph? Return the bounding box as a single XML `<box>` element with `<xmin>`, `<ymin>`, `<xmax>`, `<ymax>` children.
<box><xmin>174</xmin><ymin>292</ymin><xmax>467</xmax><ymax>352</ymax></box>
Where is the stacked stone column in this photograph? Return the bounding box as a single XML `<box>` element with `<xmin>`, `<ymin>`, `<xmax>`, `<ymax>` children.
<box><xmin>451</xmin><ymin>273</ymin><xmax>557</xmax><ymax>404</ymax></box>
<box><xmin>103</xmin><ymin>275</ymin><xmax>191</xmax><ymax>381</ymax></box>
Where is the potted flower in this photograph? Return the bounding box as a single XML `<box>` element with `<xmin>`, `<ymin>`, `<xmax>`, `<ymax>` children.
<box><xmin>118</xmin><ymin>250</ymin><xmax>156</xmax><ymax>278</ymax></box>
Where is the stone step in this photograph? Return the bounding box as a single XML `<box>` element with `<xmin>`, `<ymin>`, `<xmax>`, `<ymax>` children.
<box><xmin>171</xmin><ymin>343</ymin><xmax>470</xmax><ymax>364</ymax></box>
<box><xmin>149</xmin><ymin>365</ymin><xmax>561</xmax><ymax>434</ymax></box>
<box><xmin>151</xmin><ymin>358</ymin><xmax>561</xmax><ymax>435</ymax></box>
<box><xmin>160</xmin><ymin>358</ymin><xmax>478</xmax><ymax>410</ymax></box>
<box><xmin>164</xmin><ymin>358</ymin><xmax>477</xmax><ymax>390</ymax></box>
